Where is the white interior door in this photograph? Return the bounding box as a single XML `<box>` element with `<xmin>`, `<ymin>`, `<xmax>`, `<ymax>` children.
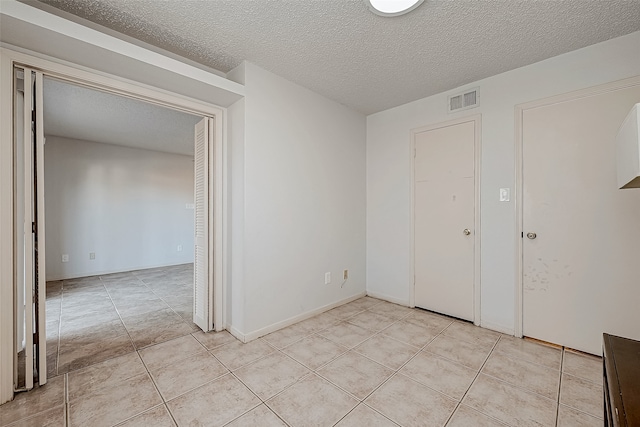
<box><xmin>414</xmin><ymin>119</ymin><xmax>476</xmax><ymax>321</ymax></box>
<box><xmin>522</xmin><ymin>80</ymin><xmax>640</xmax><ymax>355</ymax></box>
<box><xmin>16</xmin><ymin>67</ymin><xmax>47</xmax><ymax>389</ymax></box>
<box><xmin>193</xmin><ymin>117</ymin><xmax>213</xmax><ymax>331</ymax></box>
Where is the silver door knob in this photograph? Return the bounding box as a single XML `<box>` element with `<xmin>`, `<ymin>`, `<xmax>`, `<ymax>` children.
<box><xmin>463</xmin><ymin>229</ymin><xmax>471</xmax><ymax>236</ymax></box>
<box><xmin>526</xmin><ymin>232</ymin><xmax>537</xmax><ymax>239</ymax></box>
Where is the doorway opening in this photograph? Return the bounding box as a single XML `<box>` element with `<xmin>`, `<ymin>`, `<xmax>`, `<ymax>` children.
<box><xmin>42</xmin><ymin>76</ymin><xmax>201</xmax><ymax>378</ymax></box>
<box><xmin>12</xmin><ymin>65</ymin><xmax>223</xmax><ymax>391</ymax></box>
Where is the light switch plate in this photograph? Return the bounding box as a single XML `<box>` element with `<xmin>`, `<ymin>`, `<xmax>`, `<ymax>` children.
<box><xmin>499</xmin><ymin>188</ymin><xmax>510</xmax><ymax>202</ymax></box>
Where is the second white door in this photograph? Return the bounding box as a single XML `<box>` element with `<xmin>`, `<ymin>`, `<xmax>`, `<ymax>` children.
<box><xmin>521</xmin><ymin>80</ymin><xmax>640</xmax><ymax>354</ymax></box>
<box><xmin>414</xmin><ymin>119</ymin><xmax>476</xmax><ymax>321</ymax></box>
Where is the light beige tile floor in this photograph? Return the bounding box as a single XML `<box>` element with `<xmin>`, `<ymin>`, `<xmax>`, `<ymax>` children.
<box><xmin>0</xmin><ymin>274</ymin><xmax>604</xmax><ymax>427</ymax></box>
<box><xmin>45</xmin><ymin>264</ymin><xmax>196</xmax><ymax>376</ymax></box>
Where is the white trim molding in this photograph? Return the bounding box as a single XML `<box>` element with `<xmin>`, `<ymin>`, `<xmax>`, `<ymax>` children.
<box><xmin>0</xmin><ymin>47</ymin><xmax>15</xmax><ymax>406</ymax></box>
<box><xmin>365</xmin><ymin>291</ymin><xmax>411</xmax><ymax>307</ymax></box>
<box><xmin>0</xmin><ymin>0</ymin><xmax>243</xmax><ymax>106</ymax></box>
<box><xmin>230</xmin><ymin>292</ymin><xmax>367</xmax><ymax>343</ymax></box>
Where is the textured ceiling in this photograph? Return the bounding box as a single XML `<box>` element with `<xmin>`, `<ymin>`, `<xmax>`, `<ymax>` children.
<box><xmin>31</xmin><ymin>0</ymin><xmax>640</xmax><ymax>114</ymax></box>
<box><xmin>43</xmin><ymin>78</ymin><xmax>201</xmax><ymax>156</ymax></box>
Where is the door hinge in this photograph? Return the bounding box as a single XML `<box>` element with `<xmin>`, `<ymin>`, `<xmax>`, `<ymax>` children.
<box><xmin>31</xmin><ymin>109</ymin><xmax>36</xmax><ymax>122</ymax></box>
<box><xmin>521</xmin><ymin>232</ymin><xmax>524</xmax><ymax>238</ymax></box>
<box><xmin>32</xmin><ymin>222</ymin><xmax>36</xmax><ymax>234</ymax></box>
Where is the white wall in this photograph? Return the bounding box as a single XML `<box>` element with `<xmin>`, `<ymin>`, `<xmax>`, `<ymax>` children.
<box><xmin>227</xmin><ymin>81</ymin><xmax>246</xmax><ymax>333</ymax></box>
<box><xmin>227</xmin><ymin>62</ymin><xmax>367</xmax><ymax>338</ymax></box>
<box><xmin>367</xmin><ymin>31</ymin><xmax>640</xmax><ymax>334</ymax></box>
<box><xmin>45</xmin><ymin>136</ymin><xmax>194</xmax><ymax>280</ymax></box>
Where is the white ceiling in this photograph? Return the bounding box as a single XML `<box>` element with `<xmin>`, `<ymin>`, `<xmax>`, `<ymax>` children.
<box><xmin>43</xmin><ymin>78</ymin><xmax>201</xmax><ymax>156</ymax></box>
<box><xmin>31</xmin><ymin>0</ymin><xmax>640</xmax><ymax>115</ymax></box>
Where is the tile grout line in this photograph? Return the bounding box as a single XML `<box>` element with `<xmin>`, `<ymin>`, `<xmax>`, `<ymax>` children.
<box><xmin>144</xmin><ymin>341</ymin><xmax>239</xmax><ymax>406</ymax></box>
<box><xmin>440</xmin><ymin>334</ymin><xmax>503</xmax><ymax>427</ymax></box>
<box><xmin>311</xmin><ymin>308</ymin><xmax>453</xmax><ymax>405</ymax></box>
<box><xmin>306</xmin><ymin>315</ymin><xmax>412</xmax><ymax>427</ymax></box>
<box><xmin>231</xmin><ymin>334</ymin><xmax>348</xmax><ymax>403</ymax></box>
<box><xmin>463</xmin><ymin>334</ymin><xmax>568</xmax><ymax>405</ymax></box>
<box><xmin>134</xmin><ymin>323</ymin><xmax>212</xmax><ymax>374</ymax></box>
<box><xmin>214</xmin><ymin>338</ymin><xmax>280</xmax><ymax>372</ymax></box>
<box><xmin>223</xmin><ymin>320</ymin><xmax>387</xmax><ymax>424</ymax></box>
<box><xmin>314</xmin><ymin>319</ymin><xmax>392</xmax><ymax>427</ymax></box>
<box><xmin>312</xmin><ymin>315</ymin><xmax>457</xmax><ymax>425</ymax></box>
<box><xmin>490</xmin><ymin>341</ymin><xmax>567</xmax><ymax>372</ymax></box>
<box><xmin>284</xmin><ymin>336</ymin><xmax>350</xmax><ymax>373</ymax></box>
<box><xmin>332</xmin><ymin>403</ymin><xmax>401</xmax><ymax>427</ymax></box>
<box><xmin>557</xmin><ymin>402</ymin><xmax>605</xmax><ymax>421</ymax></box>
<box><xmin>133</xmin><ymin>270</ymin><xmax>197</xmax><ymax>331</ymax></box>
<box><xmin>135</xmin><ymin>347</ymin><xmax>182</xmax><ymax>426</ymax></box>
<box><xmin>111</xmin><ymin>404</ymin><xmax>172</xmax><ymax>427</ymax></box>
<box><xmin>560</xmin><ymin>370</ymin><xmax>603</xmax><ymax>386</ymax></box>
<box><xmin>99</xmin><ymin>275</ymin><xmax>138</xmax><ymax>353</ymax></box>
<box><xmin>222</xmin><ymin>370</ymin><xmax>275</xmax><ymax>425</ymax></box>
<box><xmin>557</xmin><ymin>344</ymin><xmax>604</xmax><ymax>421</ymax></box>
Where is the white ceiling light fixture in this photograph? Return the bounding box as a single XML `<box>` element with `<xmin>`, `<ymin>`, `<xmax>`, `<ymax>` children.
<box><xmin>367</xmin><ymin>0</ymin><xmax>425</xmax><ymax>17</ymax></box>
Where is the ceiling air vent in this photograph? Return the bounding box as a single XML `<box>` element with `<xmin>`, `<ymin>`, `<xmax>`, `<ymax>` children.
<box><xmin>448</xmin><ymin>88</ymin><xmax>479</xmax><ymax>113</ymax></box>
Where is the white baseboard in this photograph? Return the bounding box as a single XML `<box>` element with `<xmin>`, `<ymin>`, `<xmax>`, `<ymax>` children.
<box><xmin>225</xmin><ymin>291</ymin><xmax>515</xmax><ymax>345</ymax></box>
<box><xmin>481</xmin><ymin>320</ymin><xmax>514</xmax><ymax>336</ymax></box>
<box><xmin>46</xmin><ymin>262</ymin><xmax>192</xmax><ymax>282</ymax></box>
<box><xmin>365</xmin><ymin>290</ymin><xmax>410</xmax><ymax>307</ymax></box>
<box><xmin>227</xmin><ymin>325</ymin><xmax>247</xmax><ymax>343</ymax></box>
<box><xmin>235</xmin><ymin>292</ymin><xmax>367</xmax><ymax>343</ymax></box>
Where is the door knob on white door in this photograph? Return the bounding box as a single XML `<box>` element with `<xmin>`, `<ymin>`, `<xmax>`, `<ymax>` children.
<box><xmin>526</xmin><ymin>232</ymin><xmax>537</xmax><ymax>239</ymax></box>
<box><xmin>463</xmin><ymin>229</ymin><xmax>471</xmax><ymax>236</ymax></box>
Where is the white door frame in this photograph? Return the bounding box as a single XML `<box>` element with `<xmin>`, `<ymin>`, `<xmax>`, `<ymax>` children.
<box><xmin>409</xmin><ymin>114</ymin><xmax>482</xmax><ymax>325</ymax></box>
<box><xmin>0</xmin><ymin>47</ymin><xmax>229</xmax><ymax>402</ymax></box>
<box><xmin>513</xmin><ymin>75</ymin><xmax>640</xmax><ymax>338</ymax></box>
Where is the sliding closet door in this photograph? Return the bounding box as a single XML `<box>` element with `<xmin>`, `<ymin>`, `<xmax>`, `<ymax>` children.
<box><xmin>16</xmin><ymin>67</ymin><xmax>47</xmax><ymax>389</ymax></box>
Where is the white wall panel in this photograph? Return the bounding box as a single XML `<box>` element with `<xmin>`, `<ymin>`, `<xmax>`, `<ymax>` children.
<box><xmin>228</xmin><ymin>62</ymin><xmax>367</xmax><ymax>337</ymax></box>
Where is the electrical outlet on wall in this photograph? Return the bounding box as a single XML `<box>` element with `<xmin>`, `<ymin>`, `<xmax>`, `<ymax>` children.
<box><xmin>62</xmin><ymin>254</ymin><xmax>69</xmax><ymax>263</ymax></box>
<box><xmin>324</xmin><ymin>272</ymin><xmax>331</xmax><ymax>285</ymax></box>
<box><xmin>343</xmin><ymin>269</ymin><xmax>349</xmax><ymax>280</ymax></box>
<box><xmin>177</xmin><ymin>245</ymin><xmax>183</xmax><ymax>252</ymax></box>
<box><xmin>89</xmin><ymin>252</ymin><xmax>95</xmax><ymax>260</ymax></box>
